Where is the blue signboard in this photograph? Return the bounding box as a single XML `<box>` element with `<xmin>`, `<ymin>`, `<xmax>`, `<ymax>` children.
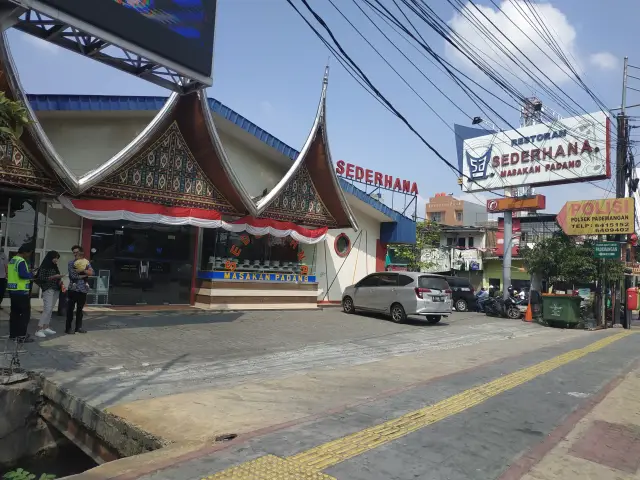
<box><xmin>199</xmin><ymin>271</ymin><xmax>317</xmax><ymax>283</ymax></box>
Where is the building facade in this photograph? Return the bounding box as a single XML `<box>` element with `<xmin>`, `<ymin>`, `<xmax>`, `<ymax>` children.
<box><xmin>425</xmin><ymin>193</ymin><xmax>487</xmax><ymax>226</ymax></box>
<box><xmin>0</xmin><ymin>40</ymin><xmax>415</xmax><ymax>309</ymax></box>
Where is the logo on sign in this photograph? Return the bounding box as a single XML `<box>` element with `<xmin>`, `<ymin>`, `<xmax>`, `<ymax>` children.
<box><xmin>465</xmin><ymin>146</ymin><xmax>492</xmax><ymax>180</ymax></box>
<box><xmin>487</xmin><ymin>200</ymin><xmax>498</xmax><ymax>212</ymax></box>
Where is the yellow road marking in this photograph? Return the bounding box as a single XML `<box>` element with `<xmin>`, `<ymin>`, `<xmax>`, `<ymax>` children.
<box><xmin>204</xmin><ymin>331</ymin><xmax>634</xmax><ymax>480</ymax></box>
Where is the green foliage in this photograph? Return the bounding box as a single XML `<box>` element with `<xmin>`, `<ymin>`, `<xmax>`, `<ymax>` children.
<box><xmin>0</xmin><ymin>92</ymin><xmax>31</xmax><ymax>140</ymax></box>
<box><xmin>520</xmin><ymin>232</ymin><xmax>625</xmax><ymax>286</ymax></box>
<box><xmin>393</xmin><ymin>220</ymin><xmax>441</xmax><ymax>271</ymax></box>
<box><xmin>2</xmin><ymin>469</ymin><xmax>56</xmax><ymax>480</ymax></box>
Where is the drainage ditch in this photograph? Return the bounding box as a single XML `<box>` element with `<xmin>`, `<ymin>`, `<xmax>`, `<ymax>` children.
<box><xmin>0</xmin><ymin>374</ymin><xmax>167</xmax><ymax>478</ymax></box>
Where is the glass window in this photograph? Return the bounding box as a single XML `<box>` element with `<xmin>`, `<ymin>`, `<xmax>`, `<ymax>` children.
<box><xmin>457</xmin><ymin>237</ymin><xmax>465</xmax><ymax>248</ymax></box>
<box><xmin>430</xmin><ymin>212</ymin><xmax>442</xmax><ymax>223</ymax></box>
<box><xmin>419</xmin><ymin>276</ymin><xmax>449</xmax><ymax>290</ymax></box>
<box><xmin>47</xmin><ymin>205</ymin><xmax>82</xmax><ymax>227</ymax></box>
<box><xmin>46</xmin><ymin>226</ymin><xmax>81</xmax><ymax>251</ymax></box>
<box><xmin>468</xmin><ymin>237</ymin><xmax>475</xmax><ymax>248</ymax></box>
<box><xmin>334</xmin><ymin>233</ymin><xmax>351</xmax><ymax>257</ymax></box>
<box><xmin>377</xmin><ymin>273</ymin><xmax>398</xmax><ymax>287</ymax></box>
<box><xmin>357</xmin><ymin>275</ymin><xmax>379</xmax><ymax>287</ymax></box>
<box><xmin>455</xmin><ymin>211</ymin><xmax>463</xmax><ymax>221</ymax></box>
<box><xmin>6</xmin><ymin>223</ymin><xmax>39</xmax><ymax>249</ymax></box>
<box><xmin>200</xmin><ymin>228</ymin><xmax>314</xmax><ymax>275</ymax></box>
<box><xmin>398</xmin><ymin>275</ymin><xmax>414</xmax><ymax>287</ymax></box>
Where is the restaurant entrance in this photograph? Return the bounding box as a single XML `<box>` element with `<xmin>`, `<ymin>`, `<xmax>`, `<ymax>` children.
<box><xmin>89</xmin><ymin>221</ymin><xmax>194</xmax><ymax>305</ymax></box>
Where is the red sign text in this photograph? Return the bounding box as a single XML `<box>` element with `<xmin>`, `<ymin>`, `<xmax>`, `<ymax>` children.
<box><xmin>335</xmin><ymin>160</ymin><xmax>419</xmax><ymax>195</ymax></box>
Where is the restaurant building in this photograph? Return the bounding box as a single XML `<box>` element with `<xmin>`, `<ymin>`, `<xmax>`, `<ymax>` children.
<box><xmin>0</xmin><ymin>40</ymin><xmax>415</xmax><ymax>309</ymax></box>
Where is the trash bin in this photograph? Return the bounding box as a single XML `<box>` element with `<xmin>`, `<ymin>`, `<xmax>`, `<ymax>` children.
<box><xmin>541</xmin><ymin>294</ymin><xmax>582</xmax><ymax>328</ymax></box>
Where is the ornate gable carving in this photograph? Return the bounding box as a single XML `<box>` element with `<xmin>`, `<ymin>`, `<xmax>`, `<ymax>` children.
<box><xmin>262</xmin><ymin>165</ymin><xmax>337</xmax><ymax>227</ymax></box>
<box><xmin>0</xmin><ymin>140</ymin><xmax>56</xmax><ymax>191</ymax></box>
<box><xmin>88</xmin><ymin>122</ymin><xmax>237</xmax><ymax>213</ymax></box>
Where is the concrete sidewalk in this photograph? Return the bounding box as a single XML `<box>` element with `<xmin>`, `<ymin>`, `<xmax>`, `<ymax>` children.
<box><xmin>502</xmin><ymin>364</ymin><xmax>640</xmax><ymax>479</ymax></box>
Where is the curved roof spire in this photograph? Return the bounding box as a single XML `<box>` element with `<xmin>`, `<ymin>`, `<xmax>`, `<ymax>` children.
<box><xmin>256</xmin><ymin>66</ymin><xmax>359</xmax><ymax>230</ymax></box>
<box><xmin>0</xmin><ymin>33</ymin><xmax>179</xmax><ymax>195</ymax></box>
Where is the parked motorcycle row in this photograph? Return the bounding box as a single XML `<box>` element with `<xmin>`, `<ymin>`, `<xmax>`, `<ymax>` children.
<box><xmin>476</xmin><ymin>288</ymin><xmax>528</xmax><ymax>319</ymax></box>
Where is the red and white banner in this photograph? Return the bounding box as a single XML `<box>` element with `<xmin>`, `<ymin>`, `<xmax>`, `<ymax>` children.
<box><xmin>59</xmin><ymin>197</ymin><xmax>328</xmax><ymax>244</ymax></box>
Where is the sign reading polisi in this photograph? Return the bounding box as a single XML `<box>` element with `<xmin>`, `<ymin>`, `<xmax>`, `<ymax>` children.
<box><xmin>461</xmin><ymin>111</ymin><xmax>611</xmax><ymax>192</ymax></box>
<box><xmin>335</xmin><ymin>160</ymin><xmax>419</xmax><ymax>195</ymax></box>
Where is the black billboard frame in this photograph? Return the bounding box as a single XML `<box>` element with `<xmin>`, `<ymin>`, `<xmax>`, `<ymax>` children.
<box><xmin>4</xmin><ymin>0</ymin><xmax>215</xmax><ymax>93</ymax></box>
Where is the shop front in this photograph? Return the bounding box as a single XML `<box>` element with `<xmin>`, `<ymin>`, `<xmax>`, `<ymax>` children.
<box><xmin>0</xmin><ymin>40</ymin><xmax>416</xmax><ymax>309</ymax></box>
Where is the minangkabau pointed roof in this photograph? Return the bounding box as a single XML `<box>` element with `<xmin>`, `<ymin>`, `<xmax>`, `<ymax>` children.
<box><xmin>256</xmin><ymin>67</ymin><xmax>358</xmax><ymax>230</ymax></box>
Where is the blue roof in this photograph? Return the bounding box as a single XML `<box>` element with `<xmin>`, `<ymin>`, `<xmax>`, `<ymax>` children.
<box><xmin>26</xmin><ymin>94</ymin><xmax>299</xmax><ymax>160</ymax></box>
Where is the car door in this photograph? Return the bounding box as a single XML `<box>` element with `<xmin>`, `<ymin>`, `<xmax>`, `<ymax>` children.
<box><xmin>372</xmin><ymin>273</ymin><xmax>399</xmax><ymax>312</ymax></box>
<box><xmin>351</xmin><ymin>274</ymin><xmax>380</xmax><ymax>310</ymax></box>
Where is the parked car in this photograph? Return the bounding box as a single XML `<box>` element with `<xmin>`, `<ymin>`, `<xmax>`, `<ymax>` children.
<box><xmin>342</xmin><ymin>272</ymin><xmax>452</xmax><ymax>324</ymax></box>
<box><xmin>444</xmin><ymin>276</ymin><xmax>475</xmax><ymax>312</ymax></box>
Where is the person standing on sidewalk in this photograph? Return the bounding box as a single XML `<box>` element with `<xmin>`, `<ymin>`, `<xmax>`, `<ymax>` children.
<box><xmin>34</xmin><ymin>250</ymin><xmax>64</xmax><ymax>338</ymax></box>
<box><xmin>66</xmin><ymin>245</ymin><xmax>93</xmax><ymax>334</ymax></box>
<box><xmin>0</xmin><ymin>249</ymin><xmax>8</xmax><ymax>310</ymax></box>
<box><xmin>8</xmin><ymin>244</ymin><xmax>35</xmax><ymax>343</ymax></box>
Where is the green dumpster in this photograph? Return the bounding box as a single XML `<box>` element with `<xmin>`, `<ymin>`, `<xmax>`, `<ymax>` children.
<box><xmin>541</xmin><ymin>294</ymin><xmax>582</xmax><ymax>328</ymax></box>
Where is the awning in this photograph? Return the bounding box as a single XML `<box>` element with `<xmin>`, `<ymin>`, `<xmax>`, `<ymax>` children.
<box><xmin>59</xmin><ymin>197</ymin><xmax>328</xmax><ymax>244</ymax></box>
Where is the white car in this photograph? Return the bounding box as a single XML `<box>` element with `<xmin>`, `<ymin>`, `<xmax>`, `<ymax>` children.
<box><xmin>341</xmin><ymin>272</ymin><xmax>452</xmax><ymax>324</ymax></box>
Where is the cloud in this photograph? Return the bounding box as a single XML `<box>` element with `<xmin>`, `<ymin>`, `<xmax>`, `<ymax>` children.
<box><xmin>22</xmin><ymin>33</ymin><xmax>59</xmax><ymax>54</ymax></box>
<box><xmin>445</xmin><ymin>0</ymin><xmax>579</xmax><ymax>85</ymax></box>
<box><xmin>589</xmin><ymin>52</ymin><xmax>618</xmax><ymax>71</ymax></box>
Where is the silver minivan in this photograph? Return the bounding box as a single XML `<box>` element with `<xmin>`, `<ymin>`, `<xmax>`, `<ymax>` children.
<box><xmin>342</xmin><ymin>272</ymin><xmax>452</xmax><ymax>323</ymax></box>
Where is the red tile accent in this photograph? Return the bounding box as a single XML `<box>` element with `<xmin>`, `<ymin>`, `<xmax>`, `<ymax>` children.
<box><xmin>570</xmin><ymin>420</ymin><xmax>640</xmax><ymax>473</ymax></box>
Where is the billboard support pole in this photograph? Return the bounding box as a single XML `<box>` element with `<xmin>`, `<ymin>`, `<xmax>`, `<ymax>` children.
<box><xmin>503</xmin><ymin>210</ymin><xmax>513</xmax><ymax>300</ymax></box>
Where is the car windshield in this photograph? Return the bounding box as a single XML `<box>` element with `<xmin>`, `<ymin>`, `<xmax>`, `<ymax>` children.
<box><xmin>418</xmin><ymin>276</ymin><xmax>449</xmax><ymax>291</ymax></box>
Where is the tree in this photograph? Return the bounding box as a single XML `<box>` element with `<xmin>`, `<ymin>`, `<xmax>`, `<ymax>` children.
<box><xmin>0</xmin><ymin>92</ymin><xmax>31</xmax><ymax>140</ymax></box>
<box><xmin>392</xmin><ymin>220</ymin><xmax>441</xmax><ymax>271</ymax></box>
<box><xmin>521</xmin><ymin>232</ymin><xmax>625</xmax><ymax>287</ymax></box>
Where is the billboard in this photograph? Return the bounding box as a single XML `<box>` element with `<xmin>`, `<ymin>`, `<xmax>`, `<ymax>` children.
<box><xmin>496</xmin><ymin>218</ymin><xmax>520</xmax><ymax>257</ymax></box>
<box><xmin>556</xmin><ymin>198</ymin><xmax>635</xmax><ymax>236</ymax></box>
<box><xmin>19</xmin><ymin>0</ymin><xmax>216</xmax><ymax>81</ymax></box>
<box><xmin>486</xmin><ymin>195</ymin><xmax>546</xmax><ymax>213</ymax></box>
<box><xmin>461</xmin><ymin>111</ymin><xmax>611</xmax><ymax>192</ymax></box>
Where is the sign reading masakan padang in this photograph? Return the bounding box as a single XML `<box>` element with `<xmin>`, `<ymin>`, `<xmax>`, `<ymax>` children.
<box><xmin>461</xmin><ymin>111</ymin><xmax>610</xmax><ymax>192</ymax></box>
<box><xmin>556</xmin><ymin>198</ymin><xmax>635</xmax><ymax>236</ymax></box>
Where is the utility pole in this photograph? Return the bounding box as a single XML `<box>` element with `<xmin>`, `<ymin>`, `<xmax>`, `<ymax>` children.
<box><xmin>503</xmin><ymin>211</ymin><xmax>512</xmax><ymax>300</ymax></box>
<box><xmin>614</xmin><ymin>57</ymin><xmax>630</xmax><ymax>328</ymax></box>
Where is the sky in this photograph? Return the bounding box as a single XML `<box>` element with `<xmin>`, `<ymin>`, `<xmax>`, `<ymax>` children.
<box><xmin>7</xmin><ymin>0</ymin><xmax>640</xmax><ymax>218</ymax></box>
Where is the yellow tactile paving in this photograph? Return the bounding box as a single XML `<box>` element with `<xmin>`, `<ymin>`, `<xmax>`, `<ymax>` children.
<box><xmin>203</xmin><ymin>454</ymin><xmax>336</xmax><ymax>479</ymax></box>
<box><xmin>202</xmin><ymin>331</ymin><xmax>634</xmax><ymax>480</ymax></box>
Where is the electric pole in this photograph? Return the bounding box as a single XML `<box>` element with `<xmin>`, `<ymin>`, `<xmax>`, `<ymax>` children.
<box><xmin>614</xmin><ymin>57</ymin><xmax>629</xmax><ymax>328</ymax></box>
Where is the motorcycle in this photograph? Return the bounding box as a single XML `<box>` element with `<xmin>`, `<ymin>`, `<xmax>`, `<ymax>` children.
<box><xmin>484</xmin><ymin>295</ymin><xmax>523</xmax><ymax>319</ymax></box>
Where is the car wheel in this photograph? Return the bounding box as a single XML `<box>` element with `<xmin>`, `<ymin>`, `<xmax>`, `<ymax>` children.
<box><xmin>426</xmin><ymin>315</ymin><xmax>441</xmax><ymax>324</ymax></box>
<box><xmin>390</xmin><ymin>303</ymin><xmax>407</xmax><ymax>323</ymax></box>
<box><xmin>342</xmin><ymin>296</ymin><xmax>355</xmax><ymax>314</ymax></box>
<box><xmin>455</xmin><ymin>299</ymin><xmax>468</xmax><ymax>312</ymax></box>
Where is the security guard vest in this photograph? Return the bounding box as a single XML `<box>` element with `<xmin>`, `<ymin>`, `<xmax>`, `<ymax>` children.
<box><xmin>7</xmin><ymin>255</ymin><xmax>30</xmax><ymax>292</ymax></box>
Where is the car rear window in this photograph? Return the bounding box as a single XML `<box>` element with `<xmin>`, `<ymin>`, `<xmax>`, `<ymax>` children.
<box><xmin>446</xmin><ymin>277</ymin><xmax>472</xmax><ymax>287</ymax></box>
<box><xmin>398</xmin><ymin>275</ymin><xmax>415</xmax><ymax>286</ymax></box>
<box><xmin>418</xmin><ymin>276</ymin><xmax>449</xmax><ymax>290</ymax></box>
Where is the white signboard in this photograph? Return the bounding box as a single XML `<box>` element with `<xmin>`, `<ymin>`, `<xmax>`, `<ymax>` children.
<box><xmin>462</xmin><ymin>111</ymin><xmax>610</xmax><ymax>192</ymax></box>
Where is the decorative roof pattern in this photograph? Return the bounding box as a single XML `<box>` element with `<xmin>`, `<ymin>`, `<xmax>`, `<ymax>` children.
<box><xmin>87</xmin><ymin>122</ymin><xmax>237</xmax><ymax>213</ymax></box>
<box><xmin>262</xmin><ymin>165</ymin><xmax>337</xmax><ymax>227</ymax></box>
<box><xmin>0</xmin><ymin>139</ymin><xmax>56</xmax><ymax>192</ymax></box>
<box><xmin>255</xmin><ymin>68</ymin><xmax>358</xmax><ymax>230</ymax></box>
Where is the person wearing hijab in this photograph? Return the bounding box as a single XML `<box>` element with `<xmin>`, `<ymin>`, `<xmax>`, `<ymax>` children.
<box><xmin>35</xmin><ymin>250</ymin><xmax>64</xmax><ymax>338</ymax></box>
